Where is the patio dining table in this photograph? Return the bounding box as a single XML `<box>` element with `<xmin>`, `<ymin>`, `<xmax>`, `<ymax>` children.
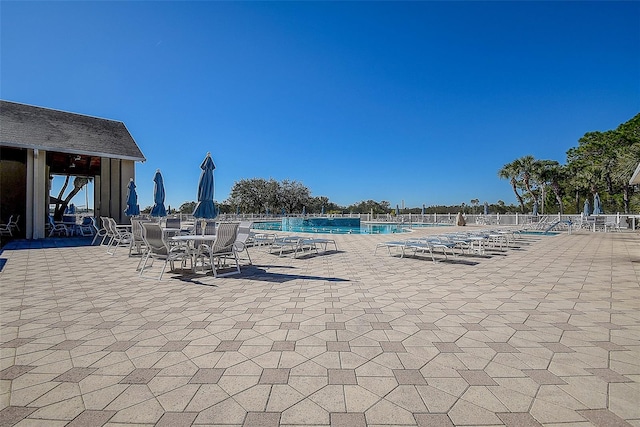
<box><xmin>171</xmin><ymin>234</ymin><xmax>217</xmax><ymax>272</ymax></box>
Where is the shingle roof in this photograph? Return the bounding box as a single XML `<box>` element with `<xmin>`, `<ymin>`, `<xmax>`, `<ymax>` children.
<box><xmin>0</xmin><ymin>100</ymin><xmax>145</xmax><ymax>162</ymax></box>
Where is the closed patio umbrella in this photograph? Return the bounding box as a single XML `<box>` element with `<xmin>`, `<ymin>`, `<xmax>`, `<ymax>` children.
<box><xmin>593</xmin><ymin>193</ymin><xmax>603</xmax><ymax>215</ymax></box>
<box><xmin>193</xmin><ymin>153</ymin><xmax>218</xmax><ymax>219</ymax></box>
<box><xmin>65</xmin><ymin>203</ymin><xmax>76</xmax><ymax>214</ymax></box>
<box><xmin>583</xmin><ymin>199</ymin><xmax>591</xmax><ymax>216</ymax></box>
<box><xmin>483</xmin><ymin>202</ymin><xmax>488</xmax><ymax>215</ymax></box>
<box><xmin>532</xmin><ymin>200</ymin><xmax>538</xmax><ymax>216</ymax></box>
<box><xmin>124</xmin><ymin>178</ymin><xmax>140</xmax><ymax>216</ymax></box>
<box><xmin>150</xmin><ymin>169</ymin><xmax>167</xmax><ymax>217</ymax></box>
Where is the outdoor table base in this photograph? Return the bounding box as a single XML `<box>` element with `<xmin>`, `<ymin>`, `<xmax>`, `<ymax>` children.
<box><xmin>171</xmin><ymin>234</ymin><xmax>241</xmax><ymax>277</ymax></box>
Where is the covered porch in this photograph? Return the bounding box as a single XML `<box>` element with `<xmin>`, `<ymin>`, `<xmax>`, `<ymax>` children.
<box><xmin>0</xmin><ymin>100</ymin><xmax>146</xmax><ymax>240</ymax></box>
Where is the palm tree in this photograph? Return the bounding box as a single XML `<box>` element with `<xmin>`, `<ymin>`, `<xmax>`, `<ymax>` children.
<box><xmin>517</xmin><ymin>155</ymin><xmax>538</xmax><ymax>204</ymax></box>
<box><xmin>470</xmin><ymin>199</ymin><xmax>479</xmax><ymax>214</ymax></box>
<box><xmin>498</xmin><ymin>161</ymin><xmax>526</xmax><ymax>212</ymax></box>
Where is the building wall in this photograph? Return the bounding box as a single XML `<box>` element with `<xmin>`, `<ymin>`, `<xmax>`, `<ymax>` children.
<box><xmin>0</xmin><ymin>147</ymin><xmax>27</xmax><ymax>238</ymax></box>
<box><xmin>96</xmin><ymin>158</ymin><xmax>135</xmax><ymax>224</ymax></box>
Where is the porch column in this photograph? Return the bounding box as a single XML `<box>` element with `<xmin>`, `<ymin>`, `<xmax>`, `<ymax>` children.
<box><xmin>26</xmin><ymin>149</ymin><xmax>47</xmax><ymax>239</ymax></box>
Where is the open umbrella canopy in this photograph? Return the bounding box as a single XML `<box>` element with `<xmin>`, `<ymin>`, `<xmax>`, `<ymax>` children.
<box><xmin>124</xmin><ymin>178</ymin><xmax>140</xmax><ymax>216</ymax></box>
<box><xmin>193</xmin><ymin>153</ymin><xmax>218</xmax><ymax>219</ymax></box>
<box><xmin>593</xmin><ymin>193</ymin><xmax>603</xmax><ymax>215</ymax></box>
<box><xmin>150</xmin><ymin>169</ymin><xmax>167</xmax><ymax>217</ymax></box>
<box><xmin>583</xmin><ymin>199</ymin><xmax>591</xmax><ymax>216</ymax></box>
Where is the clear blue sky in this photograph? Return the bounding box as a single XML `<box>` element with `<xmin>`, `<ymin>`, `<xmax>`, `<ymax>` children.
<box><xmin>2</xmin><ymin>1</ymin><xmax>639</xmax><ymax>210</ymax></box>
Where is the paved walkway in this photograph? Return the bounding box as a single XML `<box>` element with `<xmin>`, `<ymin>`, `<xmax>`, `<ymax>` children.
<box><xmin>0</xmin><ymin>227</ymin><xmax>638</xmax><ymax>426</ymax></box>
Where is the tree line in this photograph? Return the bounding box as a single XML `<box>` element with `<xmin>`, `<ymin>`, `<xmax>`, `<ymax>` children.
<box><xmin>498</xmin><ymin>113</ymin><xmax>640</xmax><ymax>215</ymax></box>
<box><xmin>174</xmin><ymin>180</ymin><xmax>521</xmax><ymax>216</ymax></box>
<box><xmin>169</xmin><ymin>113</ymin><xmax>639</xmax><ymax>216</ymax></box>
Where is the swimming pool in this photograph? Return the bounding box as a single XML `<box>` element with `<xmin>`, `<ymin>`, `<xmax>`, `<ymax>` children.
<box><xmin>252</xmin><ymin>219</ymin><xmax>447</xmax><ymax>234</ymax></box>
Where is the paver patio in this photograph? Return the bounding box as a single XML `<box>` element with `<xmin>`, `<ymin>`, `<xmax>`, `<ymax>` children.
<box><xmin>0</xmin><ymin>226</ymin><xmax>638</xmax><ymax>426</ymax></box>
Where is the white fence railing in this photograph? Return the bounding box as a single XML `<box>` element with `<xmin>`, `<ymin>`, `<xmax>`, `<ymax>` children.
<box><xmin>169</xmin><ymin>212</ymin><xmax>636</xmax><ymax>229</ymax></box>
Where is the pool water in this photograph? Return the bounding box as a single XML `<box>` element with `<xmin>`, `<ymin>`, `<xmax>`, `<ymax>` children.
<box><xmin>252</xmin><ymin>220</ymin><xmax>446</xmax><ymax>235</ymax></box>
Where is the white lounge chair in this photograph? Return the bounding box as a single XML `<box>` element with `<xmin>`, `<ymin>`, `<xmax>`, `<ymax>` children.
<box><xmin>270</xmin><ymin>236</ymin><xmax>318</xmax><ymax>258</ymax></box>
<box><xmin>306</xmin><ymin>238</ymin><xmax>338</xmax><ymax>253</ymax></box>
<box><xmin>374</xmin><ymin>241</ymin><xmax>409</xmax><ymax>257</ymax></box>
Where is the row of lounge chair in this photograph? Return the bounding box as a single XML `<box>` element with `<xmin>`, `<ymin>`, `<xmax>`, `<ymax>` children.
<box><xmin>376</xmin><ymin>229</ymin><xmax>516</xmax><ymax>263</ymax></box>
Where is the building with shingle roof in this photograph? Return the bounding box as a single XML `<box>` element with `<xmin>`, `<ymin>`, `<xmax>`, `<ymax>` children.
<box><xmin>1</xmin><ymin>100</ymin><xmax>146</xmax><ymax>239</ymax></box>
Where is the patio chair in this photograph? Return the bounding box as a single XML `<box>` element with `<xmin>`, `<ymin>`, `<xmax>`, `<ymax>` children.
<box><xmin>165</xmin><ymin>217</ymin><xmax>181</xmax><ymax>229</ymax></box>
<box><xmin>139</xmin><ymin>222</ymin><xmax>191</xmax><ymax>280</ymax></box>
<box><xmin>197</xmin><ymin>222</ymin><xmax>240</xmax><ymax>277</ymax></box>
<box><xmin>8</xmin><ymin>215</ymin><xmax>20</xmax><ymax>233</ymax></box>
<box><xmin>47</xmin><ymin>215</ymin><xmax>68</xmax><ymax>237</ymax></box>
<box><xmin>92</xmin><ymin>216</ymin><xmax>112</xmax><ymax>245</ymax></box>
<box><xmin>105</xmin><ymin>217</ymin><xmax>132</xmax><ymax>255</ymax></box>
<box><xmin>233</xmin><ymin>221</ymin><xmax>254</xmax><ymax>265</ymax></box>
<box><xmin>129</xmin><ymin>218</ymin><xmax>150</xmax><ymax>257</ymax></box>
<box><xmin>0</xmin><ymin>217</ymin><xmax>12</xmax><ymax>237</ymax></box>
<box><xmin>77</xmin><ymin>216</ymin><xmax>94</xmax><ymax>236</ymax></box>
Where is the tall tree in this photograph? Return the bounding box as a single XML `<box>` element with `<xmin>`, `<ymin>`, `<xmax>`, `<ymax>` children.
<box><xmin>498</xmin><ymin>161</ymin><xmax>526</xmax><ymax>212</ymax></box>
<box><xmin>515</xmin><ymin>155</ymin><xmax>538</xmax><ymax>204</ymax></box>
<box><xmin>280</xmin><ymin>180</ymin><xmax>311</xmax><ymax>213</ymax></box>
<box><xmin>566</xmin><ymin>114</ymin><xmax>640</xmax><ymax>213</ymax></box>
<box><xmin>53</xmin><ymin>176</ymin><xmax>92</xmax><ymax>221</ymax></box>
<box><xmin>470</xmin><ymin>199</ymin><xmax>479</xmax><ymax>214</ymax></box>
<box><xmin>537</xmin><ymin>160</ymin><xmax>565</xmax><ymax>214</ymax></box>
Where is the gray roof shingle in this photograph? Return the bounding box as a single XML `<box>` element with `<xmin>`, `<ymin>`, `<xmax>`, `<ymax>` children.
<box><xmin>0</xmin><ymin>100</ymin><xmax>145</xmax><ymax>162</ymax></box>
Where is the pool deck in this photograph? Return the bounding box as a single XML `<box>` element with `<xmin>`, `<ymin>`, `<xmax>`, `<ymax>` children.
<box><xmin>0</xmin><ymin>227</ymin><xmax>639</xmax><ymax>426</ymax></box>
